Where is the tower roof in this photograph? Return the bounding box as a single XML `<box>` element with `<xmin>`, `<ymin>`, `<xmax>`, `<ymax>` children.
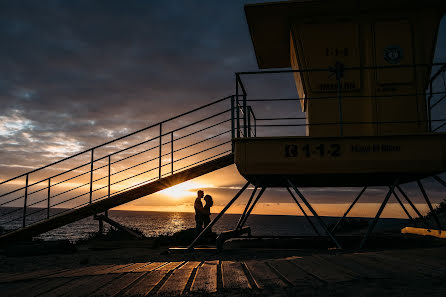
<box><xmin>245</xmin><ymin>0</ymin><xmax>446</xmax><ymax>69</ymax></box>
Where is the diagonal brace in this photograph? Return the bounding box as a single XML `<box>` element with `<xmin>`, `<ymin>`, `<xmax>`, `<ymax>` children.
<box><xmin>240</xmin><ymin>187</ymin><xmax>266</xmax><ymax>228</ymax></box>
<box><xmin>331</xmin><ymin>186</ymin><xmax>367</xmax><ymax>234</ymax></box>
<box><xmin>286</xmin><ymin>187</ymin><xmax>321</xmax><ymax>236</ymax></box>
<box><xmin>287</xmin><ymin>179</ymin><xmax>342</xmax><ymax>249</ymax></box>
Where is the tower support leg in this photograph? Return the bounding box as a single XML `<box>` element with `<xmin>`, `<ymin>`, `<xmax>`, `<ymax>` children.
<box><xmin>240</xmin><ymin>187</ymin><xmax>266</xmax><ymax>228</ymax></box>
<box><xmin>287</xmin><ymin>179</ymin><xmax>342</xmax><ymax>249</ymax></box>
<box><xmin>187</xmin><ymin>181</ymin><xmax>250</xmax><ymax>251</ymax></box>
<box><xmin>391</xmin><ymin>187</ymin><xmax>413</xmax><ymax>221</ymax></box>
<box><xmin>236</xmin><ymin>186</ymin><xmax>258</xmax><ymax>230</ymax></box>
<box><xmin>417</xmin><ymin>180</ymin><xmax>443</xmax><ymax>230</ymax></box>
<box><xmin>286</xmin><ymin>187</ymin><xmax>321</xmax><ymax>236</ymax></box>
<box><xmin>359</xmin><ymin>180</ymin><xmax>398</xmax><ymax>249</ymax></box>
<box><xmin>331</xmin><ymin>186</ymin><xmax>367</xmax><ymax>234</ymax></box>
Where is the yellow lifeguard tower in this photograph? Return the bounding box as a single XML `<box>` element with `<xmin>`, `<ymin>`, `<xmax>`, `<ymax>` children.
<box><xmin>191</xmin><ymin>0</ymin><xmax>446</xmax><ymax>250</ymax></box>
<box><xmin>236</xmin><ymin>0</ymin><xmax>446</xmax><ymax>187</ymax></box>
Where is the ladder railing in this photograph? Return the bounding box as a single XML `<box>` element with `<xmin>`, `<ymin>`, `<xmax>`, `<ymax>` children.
<box><xmin>0</xmin><ymin>95</ymin><xmax>254</xmax><ymax>232</ymax></box>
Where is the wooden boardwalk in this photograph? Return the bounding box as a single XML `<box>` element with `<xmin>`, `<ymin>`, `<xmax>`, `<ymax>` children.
<box><xmin>1</xmin><ymin>247</ymin><xmax>446</xmax><ymax>296</ymax></box>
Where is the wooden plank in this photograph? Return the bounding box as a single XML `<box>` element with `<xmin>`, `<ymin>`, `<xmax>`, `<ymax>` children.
<box><xmin>191</xmin><ymin>260</ymin><xmax>219</xmax><ymax>293</ymax></box>
<box><xmin>290</xmin><ymin>256</ymin><xmax>355</xmax><ymax>283</ymax></box>
<box><xmin>0</xmin><ymin>268</ymin><xmax>64</xmax><ymax>282</ymax></box>
<box><xmin>318</xmin><ymin>254</ymin><xmax>387</xmax><ymax>279</ymax></box>
<box><xmin>80</xmin><ymin>262</ymin><xmax>160</xmax><ymax>297</ymax></box>
<box><xmin>353</xmin><ymin>251</ymin><xmax>437</xmax><ymax>279</ymax></box>
<box><xmin>267</xmin><ymin>259</ymin><xmax>321</xmax><ymax>287</ymax></box>
<box><xmin>123</xmin><ymin>262</ymin><xmax>183</xmax><ymax>296</ymax></box>
<box><xmin>39</xmin><ymin>276</ymin><xmax>103</xmax><ymax>297</ymax></box>
<box><xmin>221</xmin><ymin>261</ymin><xmax>251</xmax><ymax>289</ymax></box>
<box><xmin>392</xmin><ymin>248</ymin><xmax>446</xmax><ymax>266</ymax></box>
<box><xmin>112</xmin><ymin>262</ymin><xmax>150</xmax><ymax>273</ymax></box>
<box><xmin>1</xmin><ymin>279</ymin><xmax>50</xmax><ymax>297</ymax></box>
<box><xmin>58</xmin><ymin>264</ymin><xmax>115</xmax><ymax>277</ymax></box>
<box><xmin>245</xmin><ymin>260</ymin><xmax>286</xmax><ymax>289</ymax></box>
<box><xmin>90</xmin><ymin>263</ymin><xmax>133</xmax><ymax>275</ymax></box>
<box><xmin>90</xmin><ymin>271</ymin><xmax>147</xmax><ymax>297</ymax></box>
<box><xmin>158</xmin><ymin>261</ymin><xmax>200</xmax><ymax>295</ymax></box>
<box><xmin>133</xmin><ymin>262</ymin><xmax>167</xmax><ymax>272</ymax></box>
<box><xmin>313</xmin><ymin>254</ymin><xmax>362</xmax><ymax>279</ymax></box>
<box><xmin>367</xmin><ymin>252</ymin><xmax>438</xmax><ymax>278</ymax></box>
<box><xmin>344</xmin><ymin>253</ymin><xmax>394</xmax><ymax>278</ymax></box>
<box><xmin>63</xmin><ymin>274</ymin><xmax>121</xmax><ymax>297</ymax></box>
<box><xmin>11</xmin><ymin>277</ymin><xmax>75</xmax><ymax>297</ymax></box>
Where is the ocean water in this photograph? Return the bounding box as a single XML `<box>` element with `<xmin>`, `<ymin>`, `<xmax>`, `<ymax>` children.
<box><xmin>0</xmin><ymin>208</ymin><xmax>409</xmax><ymax>242</ymax></box>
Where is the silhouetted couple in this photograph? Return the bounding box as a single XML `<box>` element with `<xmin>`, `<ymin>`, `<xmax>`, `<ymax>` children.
<box><xmin>194</xmin><ymin>190</ymin><xmax>213</xmax><ymax>234</ymax></box>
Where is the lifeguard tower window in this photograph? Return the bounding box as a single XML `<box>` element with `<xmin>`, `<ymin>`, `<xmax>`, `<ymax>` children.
<box><xmin>244</xmin><ymin>0</ymin><xmax>446</xmax><ymax>137</ymax></box>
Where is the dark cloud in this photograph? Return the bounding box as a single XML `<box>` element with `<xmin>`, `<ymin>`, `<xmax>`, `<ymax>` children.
<box><xmin>0</xmin><ymin>1</ymin><xmax>445</xmax><ymax>209</ymax></box>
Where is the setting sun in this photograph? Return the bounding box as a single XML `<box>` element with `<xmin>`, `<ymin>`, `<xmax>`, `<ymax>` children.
<box><xmin>159</xmin><ymin>181</ymin><xmax>212</xmax><ymax>199</ymax></box>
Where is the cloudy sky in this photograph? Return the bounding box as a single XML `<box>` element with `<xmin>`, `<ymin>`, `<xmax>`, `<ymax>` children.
<box><xmin>1</xmin><ymin>1</ymin><xmax>446</xmax><ymax>219</ymax></box>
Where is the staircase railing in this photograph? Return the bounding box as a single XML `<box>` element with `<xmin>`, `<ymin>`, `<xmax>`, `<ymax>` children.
<box><xmin>0</xmin><ymin>95</ymin><xmax>254</xmax><ymax>232</ymax></box>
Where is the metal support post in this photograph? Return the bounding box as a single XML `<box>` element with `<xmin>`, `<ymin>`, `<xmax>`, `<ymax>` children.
<box><xmin>230</xmin><ymin>96</ymin><xmax>235</xmax><ymax>152</ymax></box>
<box><xmin>47</xmin><ymin>177</ymin><xmax>51</xmax><ymax>219</ymax></box>
<box><xmin>286</xmin><ymin>187</ymin><xmax>320</xmax><ymax>236</ymax></box>
<box><xmin>334</xmin><ymin>62</ymin><xmax>344</xmax><ymax>136</ymax></box>
<box><xmin>391</xmin><ymin>188</ymin><xmax>413</xmax><ymax>221</ymax></box>
<box><xmin>287</xmin><ymin>179</ymin><xmax>342</xmax><ymax>249</ymax></box>
<box><xmin>108</xmin><ymin>155</ymin><xmax>111</xmax><ymax>199</ymax></box>
<box><xmin>89</xmin><ymin>149</ymin><xmax>94</xmax><ymax>204</ymax></box>
<box><xmin>187</xmin><ymin>181</ymin><xmax>250</xmax><ymax>251</ymax></box>
<box><xmin>359</xmin><ymin>180</ymin><xmax>398</xmax><ymax>249</ymax></box>
<box><xmin>159</xmin><ymin>123</ymin><xmax>162</xmax><ymax>179</ymax></box>
<box><xmin>417</xmin><ymin>180</ymin><xmax>442</xmax><ymax>230</ymax></box>
<box><xmin>331</xmin><ymin>186</ymin><xmax>367</xmax><ymax>233</ymax></box>
<box><xmin>428</xmin><ymin>80</ymin><xmax>433</xmax><ymax>132</ymax></box>
<box><xmin>236</xmin><ymin>186</ymin><xmax>258</xmax><ymax>229</ymax></box>
<box><xmin>247</xmin><ymin>107</ymin><xmax>251</xmax><ymax>137</ymax></box>
<box><xmin>171</xmin><ymin>132</ymin><xmax>174</xmax><ymax>175</ymax></box>
<box><xmin>240</xmin><ymin>187</ymin><xmax>266</xmax><ymax>228</ymax></box>
<box><xmin>243</xmin><ymin>92</ymin><xmax>247</xmax><ymax>137</ymax></box>
<box><xmin>23</xmin><ymin>174</ymin><xmax>29</xmax><ymax>228</ymax></box>
<box><xmin>235</xmin><ymin>76</ymin><xmax>240</xmax><ymax>138</ymax></box>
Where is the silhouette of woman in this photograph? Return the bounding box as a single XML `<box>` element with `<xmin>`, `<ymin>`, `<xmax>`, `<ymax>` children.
<box><xmin>203</xmin><ymin>194</ymin><xmax>213</xmax><ymax>231</ymax></box>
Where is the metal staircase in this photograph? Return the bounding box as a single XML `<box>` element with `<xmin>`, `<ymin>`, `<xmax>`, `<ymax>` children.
<box><xmin>0</xmin><ymin>95</ymin><xmax>253</xmax><ymax>243</ymax></box>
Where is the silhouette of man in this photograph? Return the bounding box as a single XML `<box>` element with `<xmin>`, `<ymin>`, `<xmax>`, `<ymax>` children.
<box><xmin>194</xmin><ymin>190</ymin><xmax>205</xmax><ymax>234</ymax></box>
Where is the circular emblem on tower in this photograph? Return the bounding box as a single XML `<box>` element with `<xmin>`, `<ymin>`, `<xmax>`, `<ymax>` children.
<box><xmin>384</xmin><ymin>46</ymin><xmax>403</xmax><ymax>64</ymax></box>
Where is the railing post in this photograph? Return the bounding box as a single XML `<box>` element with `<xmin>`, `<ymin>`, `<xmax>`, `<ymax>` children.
<box><xmin>235</xmin><ymin>75</ymin><xmax>241</xmax><ymax>138</ymax></box>
<box><xmin>159</xmin><ymin>123</ymin><xmax>162</xmax><ymax>179</ymax></box>
<box><xmin>108</xmin><ymin>155</ymin><xmax>111</xmax><ymax>199</ymax></box>
<box><xmin>231</xmin><ymin>96</ymin><xmax>235</xmax><ymax>152</ymax></box>
<box><xmin>247</xmin><ymin>106</ymin><xmax>251</xmax><ymax>137</ymax></box>
<box><xmin>231</xmin><ymin>96</ymin><xmax>235</xmax><ymax>137</ymax></box>
<box><xmin>334</xmin><ymin>62</ymin><xmax>344</xmax><ymax>136</ymax></box>
<box><xmin>47</xmin><ymin>177</ymin><xmax>51</xmax><ymax>219</ymax></box>
<box><xmin>428</xmin><ymin>80</ymin><xmax>433</xmax><ymax>132</ymax></box>
<box><xmin>89</xmin><ymin>149</ymin><xmax>94</xmax><ymax>204</ymax></box>
<box><xmin>23</xmin><ymin>173</ymin><xmax>29</xmax><ymax>228</ymax></box>
<box><xmin>243</xmin><ymin>93</ymin><xmax>247</xmax><ymax>137</ymax></box>
<box><xmin>171</xmin><ymin>132</ymin><xmax>174</xmax><ymax>175</ymax></box>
